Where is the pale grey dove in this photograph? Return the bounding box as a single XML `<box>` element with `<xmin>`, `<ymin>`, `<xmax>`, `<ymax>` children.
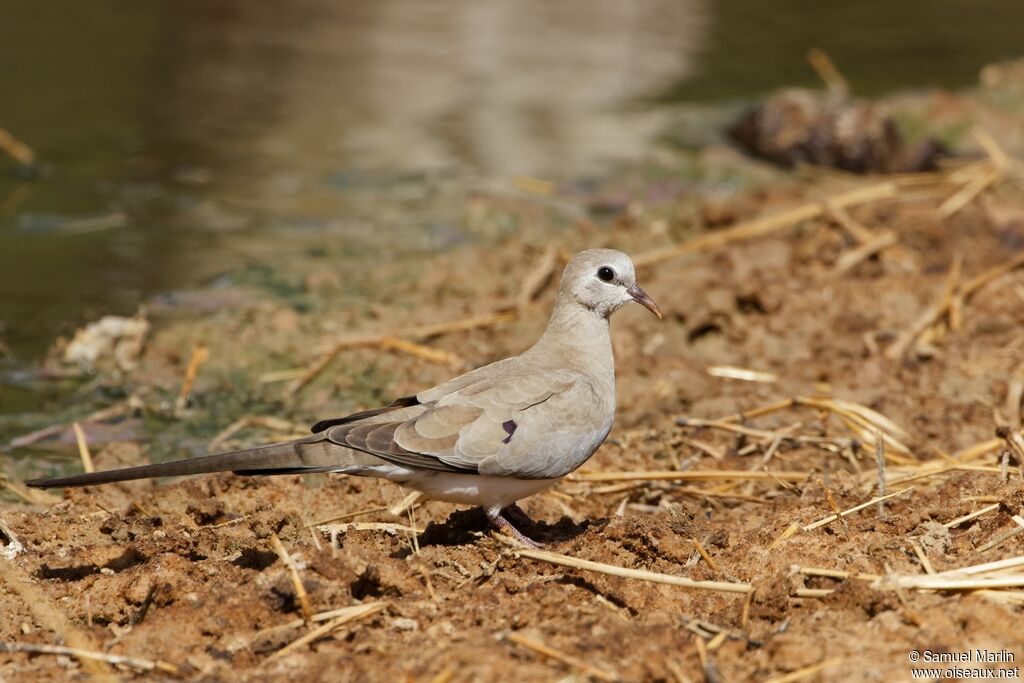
<box><xmin>28</xmin><ymin>249</ymin><xmax>661</xmax><ymax>546</ymax></box>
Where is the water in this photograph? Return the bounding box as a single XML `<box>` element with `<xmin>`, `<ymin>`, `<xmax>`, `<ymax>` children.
<box><xmin>1</xmin><ymin>0</ymin><xmax>1022</xmax><ymax>359</ymax></box>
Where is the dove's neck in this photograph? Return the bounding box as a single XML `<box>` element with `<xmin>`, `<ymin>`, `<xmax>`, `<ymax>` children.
<box><xmin>530</xmin><ymin>295</ymin><xmax>615</xmax><ymax>383</ymax></box>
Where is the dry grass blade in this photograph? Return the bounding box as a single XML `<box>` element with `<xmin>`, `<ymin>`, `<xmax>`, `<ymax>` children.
<box><xmin>884</xmin><ymin>256</ymin><xmax>961</xmax><ymax>359</ymax></box>
<box><xmin>691</xmin><ymin>538</ymin><xmax>722</xmax><ymax>575</ymax></box>
<box><xmin>936</xmin><ymin>555</ymin><xmax>1024</xmax><ymax>577</ymax></box>
<box><xmin>943</xmin><ymin>503</ymin><xmax>1000</xmax><ymax>528</ymax></box>
<box><xmin>817</xmin><ymin>397</ymin><xmax>912</xmax><ymax>443</ymax></box>
<box><xmin>802</xmin><ymin>487</ymin><xmax>914</xmax><ymax>531</ymax></box>
<box><xmin>71</xmin><ymin>422</ymin><xmax>94</xmax><ymax>474</ymax></box>
<box><xmin>0</xmin><ymin>126</ymin><xmax>36</xmax><ymax>165</ymax></box>
<box><xmin>843</xmin><ymin>419</ymin><xmax>915</xmax><ymax>467</ymax></box>
<box><xmin>764</xmin><ymin>656</ymin><xmax>843</xmax><ymax>683</ymax></box>
<box><xmin>834</xmin><ymin>230</ymin><xmax>897</xmax><ymax>274</ymax></box>
<box><xmin>516</xmin><ymin>548</ymin><xmax>752</xmax><ymax>594</ymax></box>
<box><xmin>569</xmin><ymin>470</ymin><xmax>809</xmax><ymax>483</ymax></box>
<box><xmin>254</xmin><ymin>604</ymin><xmax>392</xmax><ymax>639</ymax></box>
<box><xmin>825</xmin><ymin>201</ymin><xmax>878</xmax><ymax>243</ymax></box>
<box><xmin>707</xmin><ymin>365</ymin><xmax>778</xmax><ymax>383</ymax></box>
<box><xmin>975</xmin><ymin>590</ymin><xmax>1024</xmax><ymax>606</ymax></box>
<box><xmin>939</xmin><ymin>164</ymin><xmax>1002</xmax><ymax>217</ymax></box>
<box><xmin>515</xmin><ymin>246</ymin><xmax>560</xmax><ymax>312</ymax></box>
<box><xmin>768</xmin><ymin>522</ymin><xmax>801</xmax><ymax>551</ymax></box>
<box><xmin>264</xmin><ymin>602</ymin><xmax>385</xmax><ymax>663</ymax></box>
<box><xmin>807</xmin><ymin>47</ymin><xmax>849</xmax><ymax>95</ymax></box>
<box><xmin>954</xmin><ymin>249</ymin><xmax>1024</xmax><ymax>316</ymax></box>
<box><xmin>977</xmin><ymin>524</ymin><xmax>1024</xmax><ymax>553</ymax></box>
<box><xmin>285</xmin><ymin>312</ymin><xmax>514</xmax><ymax>396</ymax></box>
<box><xmin>882</xmin><ymin>573</ymin><xmax>1024</xmax><ymax>591</ymax></box>
<box><xmin>257</xmin><ymin>367</ymin><xmax>308</xmax><ymax>384</ymax></box>
<box><xmin>377</xmin><ymin>336</ymin><xmax>464</xmax><ymax>368</ymax></box>
<box><xmin>306</xmin><ymin>506</ymin><xmax>390</xmax><ymax>527</ymax></box>
<box><xmin>700</xmin><ymin>395</ymin><xmax>914</xmax><ymax>458</ymax></box>
<box><xmin>751</xmin><ymin>426</ymin><xmax>792</xmax><ymax>471</ymax></box>
<box><xmin>675</xmin><ymin>486</ymin><xmax>769</xmax><ymax>504</ymax></box>
<box><xmin>911</xmin><ymin>540</ymin><xmax>936</xmax><ymax>575</ymax></box>
<box><xmin>206</xmin><ymin>415</ymin><xmax>305</xmax><ymax>453</ymax></box>
<box><xmin>0</xmin><ymin>475</ymin><xmax>60</xmax><ymax>506</ymax></box>
<box><xmin>0</xmin><ymin>642</ymin><xmax>181</xmax><ymax>675</ymax></box>
<box><xmin>798</xmin><ymin>566</ymin><xmax>881</xmax><ymax>582</ymax></box>
<box><xmin>713</xmin><ymin>397</ymin><xmax>797</xmax><ymax>423</ymax></box>
<box><xmin>667</xmin><ymin>657</ymin><xmax>695</xmax><ymax>683</ymax></box>
<box><xmin>884</xmin><ymin>463</ymin><xmax>1003</xmax><ymax>488</ymax></box>
<box><xmin>796</xmin><ymin>556</ymin><xmax>1024</xmax><ymax>608</ymax></box>
<box><xmin>634</xmin><ymin>182</ymin><xmax>897</xmax><ymax>267</ymax></box>
<box><xmin>676</xmin><ymin>417</ymin><xmax>777</xmax><ymax>439</ymax></box>
<box><xmin>936</xmin><ymin>129</ymin><xmax>1009</xmax><ymax>219</ymax></box>
<box><xmin>388</xmin><ymin>490</ymin><xmax>423</xmax><ymax>516</ymax></box>
<box><xmin>399</xmin><ymin>311</ymin><xmax>516</xmax><ymax>340</ymax></box>
<box><xmin>972</xmin><ymin>126</ymin><xmax>1010</xmax><ymax>168</ymax></box>
<box><xmin>175</xmin><ymin>343</ymin><xmax>209</xmax><ymax>412</ymax></box>
<box><xmin>270</xmin><ymin>533</ymin><xmax>314</xmax><ymax>624</ymax></box>
<box><xmin>953</xmin><ymin>427</ymin><xmax>1024</xmax><ymax>462</ymax></box>
<box><xmin>429</xmin><ymin>665</ymin><xmax>456</xmax><ymax>683</ymax></box>
<box><xmin>506</xmin><ymin>632</ymin><xmax>617</xmax><ymax>682</ymax></box>
<box><xmin>680</xmin><ymin>436</ymin><xmax>726</xmax><ymax>461</ymax></box>
<box><xmin>8</xmin><ymin>401</ymin><xmax>132</xmax><ymax>450</ymax></box>
<box><xmin>706</xmin><ymin>631</ymin><xmax>728</xmax><ymax>651</ymax></box>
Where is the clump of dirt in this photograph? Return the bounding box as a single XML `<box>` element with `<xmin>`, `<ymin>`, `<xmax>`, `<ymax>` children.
<box><xmin>728</xmin><ymin>88</ymin><xmax>946</xmax><ymax>173</ymax></box>
<box><xmin>3</xmin><ymin>72</ymin><xmax>1024</xmax><ymax>682</ymax></box>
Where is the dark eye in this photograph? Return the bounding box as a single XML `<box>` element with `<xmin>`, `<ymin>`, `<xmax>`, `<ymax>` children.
<box><xmin>597</xmin><ymin>266</ymin><xmax>615</xmax><ymax>282</ymax></box>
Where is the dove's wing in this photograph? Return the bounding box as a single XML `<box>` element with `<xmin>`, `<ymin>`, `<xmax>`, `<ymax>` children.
<box><xmin>322</xmin><ymin>367</ymin><xmax>599</xmax><ymax>478</ymax></box>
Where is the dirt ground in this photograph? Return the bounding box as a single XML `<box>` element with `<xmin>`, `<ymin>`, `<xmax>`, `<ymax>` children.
<box><xmin>3</xmin><ymin>75</ymin><xmax>1024</xmax><ymax>682</ymax></box>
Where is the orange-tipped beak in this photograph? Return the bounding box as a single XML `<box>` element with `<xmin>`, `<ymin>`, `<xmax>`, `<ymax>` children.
<box><xmin>627</xmin><ymin>284</ymin><xmax>662</xmax><ymax>319</ymax></box>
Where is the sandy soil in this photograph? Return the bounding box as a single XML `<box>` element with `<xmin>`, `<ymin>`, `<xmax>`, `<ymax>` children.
<box><xmin>3</xmin><ymin>80</ymin><xmax>1024</xmax><ymax>682</ymax></box>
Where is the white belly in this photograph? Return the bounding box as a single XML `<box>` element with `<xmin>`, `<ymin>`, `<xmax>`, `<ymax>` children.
<box><xmin>406</xmin><ymin>471</ymin><xmax>560</xmax><ymax>509</ymax></box>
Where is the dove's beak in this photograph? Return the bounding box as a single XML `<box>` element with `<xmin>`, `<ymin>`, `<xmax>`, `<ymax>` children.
<box><xmin>627</xmin><ymin>284</ymin><xmax>662</xmax><ymax>319</ymax></box>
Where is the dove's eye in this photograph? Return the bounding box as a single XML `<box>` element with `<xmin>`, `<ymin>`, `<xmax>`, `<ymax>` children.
<box><xmin>597</xmin><ymin>266</ymin><xmax>615</xmax><ymax>282</ymax></box>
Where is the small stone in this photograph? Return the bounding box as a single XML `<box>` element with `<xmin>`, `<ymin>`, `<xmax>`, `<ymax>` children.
<box><xmin>391</xmin><ymin>617</ymin><xmax>419</xmax><ymax>631</ymax></box>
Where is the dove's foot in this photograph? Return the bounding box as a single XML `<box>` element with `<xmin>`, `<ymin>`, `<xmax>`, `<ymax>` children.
<box><xmin>486</xmin><ymin>507</ymin><xmax>543</xmax><ymax>548</ymax></box>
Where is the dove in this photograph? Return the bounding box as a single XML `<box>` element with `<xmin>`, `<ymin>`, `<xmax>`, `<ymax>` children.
<box><xmin>27</xmin><ymin>249</ymin><xmax>661</xmax><ymax>546</ymax></box>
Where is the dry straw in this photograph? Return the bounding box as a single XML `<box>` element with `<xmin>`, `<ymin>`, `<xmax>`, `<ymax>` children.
<box><xmin>515</xmin><ymin>547</ymin><xmax>752</xmax><ymax>595</ymax></box>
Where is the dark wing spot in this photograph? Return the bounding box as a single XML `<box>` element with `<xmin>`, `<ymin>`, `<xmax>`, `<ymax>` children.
<box><xmin>502</xmin><ymin>419</ymin><xmax>517</xmax><ymax>444</ymax></box>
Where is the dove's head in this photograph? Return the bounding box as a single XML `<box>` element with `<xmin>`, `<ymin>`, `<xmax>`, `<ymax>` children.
<box><xmin>559</xmin><ymin>249</ymin><xmax>662</xmax><ymax>319</ymax></box>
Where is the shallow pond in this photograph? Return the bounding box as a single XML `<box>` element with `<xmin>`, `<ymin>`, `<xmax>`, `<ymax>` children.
<box><xmin>1</xmin><ymin>0</ymin><xmax>1022</xmax><ymax>359</ymax></box>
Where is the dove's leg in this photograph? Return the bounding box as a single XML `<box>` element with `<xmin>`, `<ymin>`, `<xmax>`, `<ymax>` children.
<box><xmin>501</xmin><ymin>503</ymin><xmax>535</xmax><ymax>528</ymax></box>
<box><xmin>486</xmin><ymin>507</ymin><xmax>542</xmax><ymax>548</ymax></box>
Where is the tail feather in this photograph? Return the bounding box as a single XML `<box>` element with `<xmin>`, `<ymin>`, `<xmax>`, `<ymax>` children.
<box><xmin>25</xmin><ymin>437</ymin><xmax>340</xmax><ymax>489</ymax></box>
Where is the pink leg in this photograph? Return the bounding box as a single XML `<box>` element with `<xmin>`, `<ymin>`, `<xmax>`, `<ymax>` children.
<box><xmin>486</xmin><ymin>507</ymin><xmax>542</xmax><ymax>548</ymax></box>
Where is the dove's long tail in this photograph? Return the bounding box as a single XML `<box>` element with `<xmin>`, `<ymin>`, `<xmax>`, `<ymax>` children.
<box><xmin>25</xmin><ymin>436</ymin><xmax>363</xmax><ymax>489</ymax></box>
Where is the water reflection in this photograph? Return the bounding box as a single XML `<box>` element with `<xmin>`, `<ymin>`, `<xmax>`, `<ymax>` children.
<box><xmin>153</xmin><ymin>0</ymin><xmax>704</xmax><ymax>191</ymax></box>
<box><xmin>1</xmin><ymin>0</ymin><xmax>1022</xmax><ymax>359</ymax></box>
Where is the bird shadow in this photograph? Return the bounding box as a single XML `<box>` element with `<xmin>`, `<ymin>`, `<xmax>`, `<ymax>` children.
<box><xmin>390</xmin><ymin>508</ymin><xmax>597</xmax><ymax>558</ymax></box>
